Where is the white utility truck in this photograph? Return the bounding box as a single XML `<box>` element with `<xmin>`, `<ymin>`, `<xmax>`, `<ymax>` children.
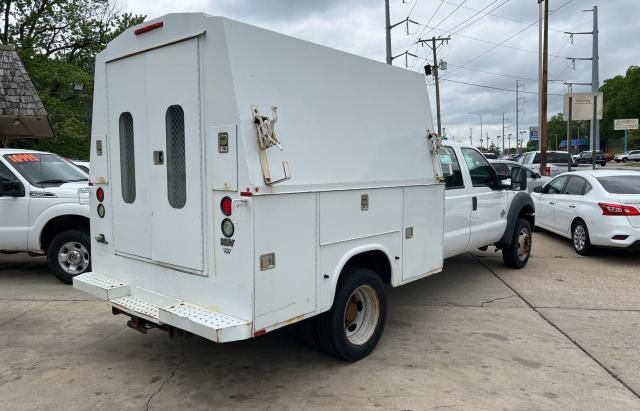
<box><xmin>74</xmin><ymin>14</ymin><xmax>534</xmax><ymax>361</ymax></box>
<box><xmin>0</xmin><ymin>149</ymin><xmax>91</xmax><ymax>283</ymax></box>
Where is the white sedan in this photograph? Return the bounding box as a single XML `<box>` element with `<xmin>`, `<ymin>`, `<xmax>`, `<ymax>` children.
<box><xmin>532</xmin><ymin>170</ymin><xmax>640</xmax><ymax>255</ymax></box>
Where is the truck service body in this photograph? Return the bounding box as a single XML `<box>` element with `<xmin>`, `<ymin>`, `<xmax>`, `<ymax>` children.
<box><xmin>75</xmin><ymin>14</ymin><xmax>533</xmax><ymax>360</ymax></box>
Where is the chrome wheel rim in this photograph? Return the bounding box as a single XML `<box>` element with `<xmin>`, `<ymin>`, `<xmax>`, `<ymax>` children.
<box><xmin>573</xmin><ymin>225</ymin><xmax>586</xmax><ymax>251</ymax></box>
<box><xmin>343</xmin><ymin>285</ymin><xmax>380</xmax><ymax>345</ymax></box>
<box><xmin>517</xmin><ymin>227</ymin><xmax>532</xmax><ymax>260</ymax></box>
<box><xmin>58</xmin><ymin>241</ymin><xmax>90</xmax><ymax>275</ymax></box>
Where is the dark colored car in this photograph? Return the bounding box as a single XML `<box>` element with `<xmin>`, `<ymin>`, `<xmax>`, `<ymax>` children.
<box><xmin>574</xmin><ymin>151</ymin><xmax>607</xmax><ymax>166</ymax></box>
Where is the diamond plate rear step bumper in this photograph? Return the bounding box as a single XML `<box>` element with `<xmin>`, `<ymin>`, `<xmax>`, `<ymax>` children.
<box><xmin>73</xmin><ymin>272</ymin><xmax>251</xmax><ymax>343</ymax></box>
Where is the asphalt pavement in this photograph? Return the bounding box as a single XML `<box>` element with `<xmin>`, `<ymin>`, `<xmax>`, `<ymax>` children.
<box><xmin>0</xmin><ymin>231</ymin><xmax>639</xmax><ymax>410</ymax></box>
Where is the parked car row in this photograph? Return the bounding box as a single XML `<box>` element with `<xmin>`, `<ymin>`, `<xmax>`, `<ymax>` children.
<box><xmin>531</xmin><ymin>170</ymin><xmax>640</xmax><ymax>254</ymax></box>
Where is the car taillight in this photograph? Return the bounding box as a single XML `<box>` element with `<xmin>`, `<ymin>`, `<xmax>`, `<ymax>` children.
<box><xmin>96</xmin><ymin>187</ymin><xmax>104</xmax><ymax>202</ymax></box>
<box><xmin>546</xmin><ymin>166</ymin><xmax>551</xmax><ymax>176</ymax></box>
<box><xmin>220</xmin><ymin>196</ymin><xmax>232</xmax><ymax>216</ymax></box>
<box><xmin>598</xmin><ymin>202</ymin><xmax>640</xmax><ymax>216</ymax></box>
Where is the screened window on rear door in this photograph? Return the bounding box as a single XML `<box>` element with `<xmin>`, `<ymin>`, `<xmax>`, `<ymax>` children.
<box><xmin>166</xmin><ymin>105</ymin><xmax>186</xmax><ymax>209</ymax></box>
<box><xmin>119</xmin><ymin>112</ymin><xmax>136</xmax><ymax>203</ymax></box>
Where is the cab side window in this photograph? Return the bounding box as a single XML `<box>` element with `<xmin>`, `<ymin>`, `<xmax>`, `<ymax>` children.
<box><xmin>461</xmin><ymin>148</ymin><xmax>496</xmax><ymax>187</ymax></box>
<box><xmin>0</xmin><ymin>160</ymin><xmax>18</xmax><ymax>182</ymax></box>
<box><xmin>439</xmin><ymin>147</ymin><xmax>464</xmax><ymax>190</ymax></box>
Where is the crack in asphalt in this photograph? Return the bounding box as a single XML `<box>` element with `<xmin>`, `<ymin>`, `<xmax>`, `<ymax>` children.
<box><xmin>145</xmin><ymin>355</ymin><xmax>185</xmax><ymax>411</ymax></box>
<box><xmin>472</xmin><ymin>255</ymin><xmax>640</xmax><ymax>401</ymax></box>
<box><xmin>480</xmin><ymin>295</ymin><xmax>517</xmax><ymax>307</ymax></box>
<box><xmin>0</xmin><ymin>309</ymin><xmax>32</xmax><ymax>329</ymax></box>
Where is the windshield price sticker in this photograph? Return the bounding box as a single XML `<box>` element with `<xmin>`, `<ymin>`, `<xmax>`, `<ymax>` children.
<box><xmin>7</xmin><ymin>154</ymin><xmax>39</xmax><ymax>163</ymax></box>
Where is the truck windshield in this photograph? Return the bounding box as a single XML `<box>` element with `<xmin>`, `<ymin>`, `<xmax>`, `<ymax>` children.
<box><xmin>4</xmin><ymin>153</ymin><xmax>88</xmax><ymax>188</ymax></box>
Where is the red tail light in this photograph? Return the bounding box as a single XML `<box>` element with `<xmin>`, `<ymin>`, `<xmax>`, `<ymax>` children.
<box><xmin>96</xmin><ymin>187</ymin><xmax>104</xmax><ymax>202</ymax></box>
<box><xmin>220</xmin><ymin>197</ymin><xmax>233</xmax><ymax>216</ymax></box>
<box><xmin>546</xmin><ymin>166</ymin><xmax>551</xmax><ymax>176</ymax></box>
<box><xmin>598</xmin><ymin>202</ymin><xmax>640</xmax><ymax>216</ymax></box>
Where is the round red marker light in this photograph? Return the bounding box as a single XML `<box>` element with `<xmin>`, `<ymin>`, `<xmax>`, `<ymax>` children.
<box><xmin>220</xmin><ymin>196</ymin><xmax>232</xmax><ymax>216</ymax></box>
<box><xmin>96</xmin><ymin>187</ymin><xmax>105</xmax><ymax>202</ymax></box>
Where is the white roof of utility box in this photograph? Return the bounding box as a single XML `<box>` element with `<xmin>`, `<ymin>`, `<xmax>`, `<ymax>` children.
<box><xmin>96</xmin><ymin>13</ymin><xmax>438</xmax><ymax>192</ymax></box>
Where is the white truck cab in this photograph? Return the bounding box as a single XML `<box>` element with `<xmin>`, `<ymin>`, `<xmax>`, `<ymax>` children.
<box><xmin>0</xmin><ymin>149</ymin><xmax>91</xmax><ymax>283</ymax></box>
<box><xmin>74</xmin><ymin>14</ymin><xmax>534</xmax><ymax>361</ymax></box>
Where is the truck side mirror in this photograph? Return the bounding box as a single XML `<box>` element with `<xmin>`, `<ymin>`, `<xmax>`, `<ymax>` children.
<box><xmin>0</xmin><ymin>180</ymin><xmax>25</xmax><ymax>197</ymax></box>
<box><xmin>510</xmin><ymin>167</ymin><xmax>527</xmax><ymax>191</ymax></box>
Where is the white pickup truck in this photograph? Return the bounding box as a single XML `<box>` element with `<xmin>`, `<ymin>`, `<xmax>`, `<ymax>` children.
<box><xmin>0</xmin><ymin>149</ymin><xmax>91</xmax><ymax>283</ymax></box>
<box><xmin>73</xmin><ymin>14</ymin><xmax>534</xmax><ymax>361</ymax></box>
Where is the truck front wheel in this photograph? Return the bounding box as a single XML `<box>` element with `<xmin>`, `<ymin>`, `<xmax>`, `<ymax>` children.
<box><xmin>47</xmin><ymin>230</ymin><xmax>91</xmax><ymax>284</ymax></box>
<box><xmin>502</xmin><ymin>218</ymin><xmax>532</xmax><ymax>269</ymax></box>
<box><xmin>317</xmin><ymin>267</ymin><xmax>387</xmax><ymax>361</ymax></box>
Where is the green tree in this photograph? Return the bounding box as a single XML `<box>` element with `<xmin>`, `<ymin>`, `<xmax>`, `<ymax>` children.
<box><xmin>3</xmin><ymin>0</ymin><xmax>144</xmax><ymax>158</ymax></box>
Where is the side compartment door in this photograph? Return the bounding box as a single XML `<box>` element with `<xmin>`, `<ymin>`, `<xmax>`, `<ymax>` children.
<box><xmin>402</xmin><ymin>184</ymin><xmax>444</xmax><ymax>281</ymax></box>
<box><xmin>440</xmin><ymin>146</ymin><xmax>471</xmax><ymax>258</ymax></box>
<box><xmin>253</xmin><ymin>193</ymin><xmax>316</xmax><ymax>331</ymax></box>
<box><xmin>460</xmin><ymin>148</ymin><xmax>507</xmax><ymax>249</ymax></box>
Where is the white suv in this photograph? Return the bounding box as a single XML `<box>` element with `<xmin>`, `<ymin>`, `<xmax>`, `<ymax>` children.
<box><xmin>0</xmin><ymin>149</ymin><xmax>91</xmax><ymax>283</ymax></box>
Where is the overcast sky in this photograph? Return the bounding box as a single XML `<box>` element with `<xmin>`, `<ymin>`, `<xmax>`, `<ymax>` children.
<box><xmin>123</xmin><ymin>0</ymin><xmax>639</xmax><ymax>147</ymax></box>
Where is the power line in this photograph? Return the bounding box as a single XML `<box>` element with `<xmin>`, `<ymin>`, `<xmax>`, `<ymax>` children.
<box><xmin>447</xmin><ymin>0</ymin><xmax>508</xmax><ymax>35</ymax></box>
<box><xmin>418</xmin><ymin>23</ymin><xmax>568</xmax><ymax>58</ymax></box>
<box><xmin>439</xmin><ymin>78</ymin><xmax>564</xmax><ymax>96</ymax></box>
<box><xmin>450</xmin><ymin>0</ymin><xmax>576</xmax><ymax>72</ymax></box>
<box><xmin>445</xmin><ymin>63</ymin><xmax>539</xmax><ymax>82</ymax></box>
<box><xmin>406</xmin><ymin>0</ymin><xmax>420</xmax><ymax>19</ymax></box>
<box><xmin>439</xmin><ymin>0</ymin><xmax>567</xmax><ymax>33</ymax></box>
<box><xmin>424</xmin><ymin>0</ymin><xmax>469</xmax><ymax>37</ymax></box>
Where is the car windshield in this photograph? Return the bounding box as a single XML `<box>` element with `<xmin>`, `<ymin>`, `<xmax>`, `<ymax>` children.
<box><xmin>596</xmin><ymin>176</ymin><xmax>640</xmax><ymax>194</ymax></box>
<box><xmin>4</xmin><ymin>153</ymin><xmax>88</xmax><ymax>187</ymax></box>
<box><xmin>533</xmin><ymin>152</ymin><xmax>570</xmax><ymax>164</ymax></box>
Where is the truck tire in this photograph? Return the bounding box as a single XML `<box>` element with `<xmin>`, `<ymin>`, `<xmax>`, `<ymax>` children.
<box><xmin>502</xmin><ymin>218</ymin><xmax>532</xmax><ymax>269</ymax></box>
<box><xmin>295</xmin><ymin>317</ymin><xmax>323</xmax><ymax>352</ymax></box>
<box><xmin>316</xmin><ymin>267</ymin><xmax>387</xmax><ymax>361</ymax></box>
<box><xmin>47</xmin><ymin>229</ymin><xmax>91</xmax><ymax>284</ymax></box>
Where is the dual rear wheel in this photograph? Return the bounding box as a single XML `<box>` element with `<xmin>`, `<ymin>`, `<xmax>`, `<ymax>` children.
<box><xmin>297</xmin><ymin>267</ymin><xmax>387</xmax><ymax>362</ymax></box>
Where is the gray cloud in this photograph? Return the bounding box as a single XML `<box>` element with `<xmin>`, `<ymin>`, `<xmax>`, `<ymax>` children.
<box><xmin>125</xmin><ymin>0</ymin><xmax>640</xmax><ymax>146</ymax></box>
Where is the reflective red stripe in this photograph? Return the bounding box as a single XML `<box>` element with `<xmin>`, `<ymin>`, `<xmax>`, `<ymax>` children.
<box><xmin>134</xmin><ymin>21</ymin><xmax>163</xmax><ymax>35</ymax></box>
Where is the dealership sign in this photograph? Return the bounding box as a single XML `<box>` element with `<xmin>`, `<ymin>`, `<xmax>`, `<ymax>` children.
<box><xmin>614</xmin><ymin>118</ymin><xmax>639</xmax><ymax>131</ymax></box>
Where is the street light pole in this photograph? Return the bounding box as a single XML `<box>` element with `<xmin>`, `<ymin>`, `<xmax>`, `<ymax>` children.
<box><xmin>469</xmin><ymin>112</ymin><xmax>483</xmax><ymax>147</ymax></box>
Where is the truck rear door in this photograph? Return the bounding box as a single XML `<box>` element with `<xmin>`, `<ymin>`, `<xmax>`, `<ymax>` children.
<box><xmin>106</xmin><ymin>38</ymin><xmax>204</xmax><ymax>272</ymax></box>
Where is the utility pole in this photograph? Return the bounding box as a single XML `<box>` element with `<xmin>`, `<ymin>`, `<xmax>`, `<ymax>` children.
<box><xmin>419</xmin><ymin>36</ymin><xmax>450</xmax><ymax>136</ymax></box>
<box><xmin>515</xmin><ymin>80</ymin><xmax>525</xmax><ymax>154</ymax></box>
<box><xmin>470</xmin><ymin>128</ymin><xmax>473</xmax><ymax>145</ymax></box>
<box><xmin>565</xmin><ymin>6</ymin><xmax>599</xmax><ymax>150</ymax></box>
<box><xmin>502</xmin><ymin>112</ymin><xmax>506</xmax><ymax>154</ymax></box>
<box><xmin>385</xmin><ymin>0</ymin><xmax>419</xmax><ymax>65</ymax></box>
<box><xmin>539</xmin><ymin>0</ymin><xmax>549</xmax><ymax>176</ymax></box>
<box><xmin>590</xmin><ymin>6</ymin><xmax>600</xmax><ymax>150</ymax></box>
<box><xmin>385</xmin><ymin>0</ymin><xmax>392</xmax><ymax>64</ymax></box>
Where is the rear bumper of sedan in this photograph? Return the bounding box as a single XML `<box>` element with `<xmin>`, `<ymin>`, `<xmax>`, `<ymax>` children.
<box><xmin>589</xmin><ymin>218</ymin><xmax>640</xmax><ymax>249</ymax></box>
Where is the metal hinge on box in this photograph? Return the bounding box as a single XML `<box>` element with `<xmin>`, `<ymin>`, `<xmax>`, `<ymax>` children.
<box><xmin>252</xmin><ymin>105</ymin><xmax>291</xmax><ymax>185</ymax></box>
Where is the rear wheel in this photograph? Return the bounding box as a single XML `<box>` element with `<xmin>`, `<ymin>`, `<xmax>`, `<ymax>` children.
<box><xmin>316</xmin><ymin>267</ymin><xmax>386</xmax><ymax>361</ymax></box>
<box><xmin>47</xmin><ymin>230</ymin><xmax>91</xmax><ymax>284</ymax></box>
<box><xmin>572</xmin><ymin>221</ymin><xmax>593</xmax><ymax>256</ymax></box>
<box><xmin>502</xmin><ymin>218</ymin><xmax>532</xmax><ymax>269</ymax></box>
<box><xmin>623</xmin><ymin>157</ymin><xmax>628</xmax><ymax>163</ymax></box>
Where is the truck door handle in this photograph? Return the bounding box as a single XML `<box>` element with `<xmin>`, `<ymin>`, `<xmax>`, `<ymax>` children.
<box><xmin>549</xmin><ymin>201</ymin><xmax>555</xmax><ymax>205</ymax></box>
<box><xmin>569</xmin><ymin>204</ymin><xmax>576</xmax><ymax>208</ymax></box>
<box><xmin>472</xmin><ymin>196</ymin><xmax>478</xmax><ymax>211</ymax></box>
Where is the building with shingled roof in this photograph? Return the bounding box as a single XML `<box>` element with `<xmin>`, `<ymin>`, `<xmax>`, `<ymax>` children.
<box><xmin>0</xmin><ymin>45</ymin><xmax>53</xmax><ymax>147</ymax></box>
